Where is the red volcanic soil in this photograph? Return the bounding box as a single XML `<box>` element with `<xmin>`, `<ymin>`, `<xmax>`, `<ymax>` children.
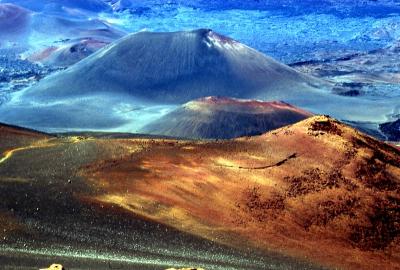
<box><xmin>83</xmin><ymin>116</ymin><xmax>400</xmax><ymax>270</ymax></box>
<box><xmin>28</xmin><ymin>46</ymin><xmax>59</xmax><ymax>62</ymax></box>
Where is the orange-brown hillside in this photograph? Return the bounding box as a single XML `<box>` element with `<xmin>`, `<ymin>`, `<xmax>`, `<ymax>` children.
<box><xmin>0</xmin><ymin>122</ymin><xmax>51</xmax><ymax>153</ymax></box>
<box><xmin>82</xmin><ymin>115</ymin><xmax>400</xmax><ymax>270</ymax></box>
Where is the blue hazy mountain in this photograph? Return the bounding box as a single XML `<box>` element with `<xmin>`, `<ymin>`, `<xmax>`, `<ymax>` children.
<box><xmin>0</xmin><ymin>3</ymin><xmax>31</xmax><ymax>46</ymax></box>
<box><xmin>0</xmin><ymin>1</ymin><xmax>124</xmax><ymax>50</ymax></box>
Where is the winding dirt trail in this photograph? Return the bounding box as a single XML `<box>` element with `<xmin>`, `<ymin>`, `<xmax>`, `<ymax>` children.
<box><xmin>0</xmin><ymin>137</ymin><xmax>87</xmax><ymax>165</ymax></box>
<box><xmin>0</xmin><ymin>145</ymin><xmax>40</xmax><ymax>164</ymax></box>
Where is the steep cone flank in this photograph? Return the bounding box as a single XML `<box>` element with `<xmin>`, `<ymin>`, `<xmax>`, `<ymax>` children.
<box><xmin>21</xmin><ymin>29</ymin><xmax>324</xmax><ymax>102</ymax></box>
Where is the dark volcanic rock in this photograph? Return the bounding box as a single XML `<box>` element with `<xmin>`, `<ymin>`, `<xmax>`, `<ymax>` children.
<box><xmin>380</xmin><ymin>119</ymin><xmax>400</xmax><ymax>141</ymax></box>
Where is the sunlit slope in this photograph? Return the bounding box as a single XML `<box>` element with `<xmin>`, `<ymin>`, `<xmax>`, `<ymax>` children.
<box><xmin>0</xmin><ymin>124</ymin><xmax>317</xmax><ymax>270</ymax></box>
<box><xmin>83</xmin><ymin>116</ymin><xmax>400</xmax><ymax>270</ymax></box>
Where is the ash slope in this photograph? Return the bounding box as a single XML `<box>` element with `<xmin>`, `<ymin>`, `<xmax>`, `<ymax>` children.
<box><xmin>140</xmin><ymin>96</ymin><xmax>313</xmax><ymax>139</ymax></box>
<box><xmin>19</xmin><ymin>29</ymin><xmax>325</xmax><ymax>102</ymax></box>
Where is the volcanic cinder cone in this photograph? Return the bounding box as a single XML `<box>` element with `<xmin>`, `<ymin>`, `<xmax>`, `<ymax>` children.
<box><xmin>1</xmin><ymin>29</ymin><xmax>397</xmax><ymax>133</ymax></box>
<box><xmin>140</xmin><ymin>96</ymin><xmax>313</xmax><ymax>139</ymax></box>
